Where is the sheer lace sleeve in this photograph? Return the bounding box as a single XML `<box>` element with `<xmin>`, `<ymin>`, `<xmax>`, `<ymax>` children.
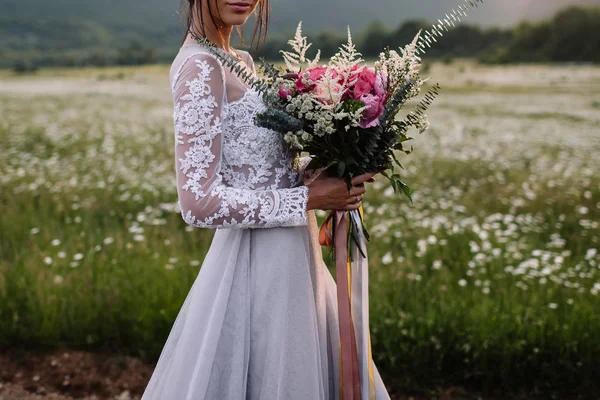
<box><xmin>171</xmin><ymin>52</ymin><xmax>309</xmax><ymax>229</ymax></box>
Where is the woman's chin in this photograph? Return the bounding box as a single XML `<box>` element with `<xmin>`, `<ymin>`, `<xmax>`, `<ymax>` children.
<box><xmin>224</xmin><ymin>15</ymin><xmax>252</xmax><ymax>26</ymax></box>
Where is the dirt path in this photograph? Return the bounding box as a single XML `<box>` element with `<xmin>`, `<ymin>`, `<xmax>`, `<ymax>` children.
<box><xmin>1</xmin><ymin>349</ymin><xmax>487</xmax><ymax>400</ymax></box>
<box><xmin>0</xmin><ymin>349</ymin><xmax>152</xmax><ymax>400</ymax></box>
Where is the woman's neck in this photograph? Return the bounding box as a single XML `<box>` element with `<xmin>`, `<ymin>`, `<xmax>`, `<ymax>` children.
<box><xmin>185</xmin><ymin>22</ymin><xmax>234</xmax><ymax>53</ymax></box>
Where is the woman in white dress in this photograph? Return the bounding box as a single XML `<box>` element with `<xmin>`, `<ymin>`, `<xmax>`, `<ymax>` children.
<box><xmin>141</xmin><ymin>0</ymin><xmax>391</xmax><ymax>398</ymax></box>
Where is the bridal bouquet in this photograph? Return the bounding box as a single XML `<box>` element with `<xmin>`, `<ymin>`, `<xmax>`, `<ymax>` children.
<box><xmin>255</xmin><ymin>23</ymin><xmax>436</xmax><ymax>201</ymax></box>
<box><xmin>194</xmin><ymin>1</ymin><xmax>485</xmax><ymax>398</ymax></box>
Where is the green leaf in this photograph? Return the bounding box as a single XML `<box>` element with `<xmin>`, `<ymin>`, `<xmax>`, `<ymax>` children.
<box><xmin>337</xmin><ymin>160</ymin><xmax>346</xmax><ymax>177</ymax></box>
<box><xmin>390</xmin><ymin>152</ymin><xmax>404</xmax><ymax>170</ymax></box>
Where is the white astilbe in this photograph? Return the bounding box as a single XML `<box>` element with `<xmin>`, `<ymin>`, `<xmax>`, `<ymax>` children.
<box><xmin>280</xmin><ymin>22</ymin><xmax>321</xmax><ymax>72</ymax></box>
<box><xmin>312</xmin><ymin>69</ymin><xmax>344</xmax><ymax>109</ymax></box>
<box><xmin>375</xmin><ymin>31</ymin><xmax>424</xmax><ymax>93</ymax></box>
<box><xmin>329</xmin><ymin>27</ymin><xmax>363</xmax><ymax>99</ymax></box>
<box><xmin>348</xmin><ymin>106</ymin><xmax>369</xmax><ymax>128</ymax></box>
<box><xmin>330</xmin><ymin>26</ymin><xmax>364</xmax><ymax>67</ymax></box>
<box><xmin>400</xmin><ymin>32</ymin><xmax>423</xmax><ymax>80</ymax></box>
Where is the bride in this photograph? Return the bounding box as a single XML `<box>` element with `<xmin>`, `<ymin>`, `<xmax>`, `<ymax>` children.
<box><xmin>141</xmin><ymin>0</ymin><xmax>391</xmax><ymax>398</ymax></box>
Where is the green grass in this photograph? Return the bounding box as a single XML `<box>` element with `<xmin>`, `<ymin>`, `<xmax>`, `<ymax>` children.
<box><xmin>1</xmin><ymin>63</ymin><xmax>599</xmax><ymax>398</ymax></box>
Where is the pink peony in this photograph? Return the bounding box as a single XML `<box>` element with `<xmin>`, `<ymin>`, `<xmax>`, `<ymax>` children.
<box><xmin>359</xmin><ymin>93</ymin><xmax>386</xmax><ymax>128</ymax></box>
<box><xmin>374</xmin><ymin>71</ymin><xmax>387</xmax><ymax>98</ymax></box>
<box><xmin>352</xmin><ymin>67</ymin><xmax>377</xmax><ymax>99</ymax></box>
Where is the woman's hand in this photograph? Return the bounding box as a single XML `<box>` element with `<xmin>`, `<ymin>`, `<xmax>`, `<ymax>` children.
<box><xmin>306</xmin><ymin>172</ymin><xmax>377</xmax><ymax>211</ymax></box>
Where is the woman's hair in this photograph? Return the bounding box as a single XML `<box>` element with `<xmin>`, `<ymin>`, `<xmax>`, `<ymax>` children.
<box><xmin>182</xmin><ymin>0</ymin><xmax>270</xmax><ymax>50</ymax></box>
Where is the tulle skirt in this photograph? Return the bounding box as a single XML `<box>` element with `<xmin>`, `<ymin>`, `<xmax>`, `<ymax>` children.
<box><xmin>141</xmin><ymin>210</ymin><xmax>390</xmax><ymax>400</ymax></box>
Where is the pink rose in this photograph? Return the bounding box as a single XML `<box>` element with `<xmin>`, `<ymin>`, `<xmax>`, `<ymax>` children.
<box><xmin>352</xmin><ymin>67</ymin><xmax>377</xmax><ymax>99</ymax></box>
<box><xmin>295</xmin><ymin>66</ymin><xmax>328</xmax><ymax>93</ymax></box>
<box><xmin>279</xmin><ymin>84</ymin><xmax>293</xmax><ymax>100</ymax></box>
<box><xmin>359</xmin><ymin>93</ymin><xmax>385</xmax><ymax>128</ymax></box>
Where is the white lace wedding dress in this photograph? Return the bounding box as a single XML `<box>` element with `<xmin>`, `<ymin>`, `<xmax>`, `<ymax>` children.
<box><xmin>141</xmin><ymin>44</ymin><xmax>391</xmax><ymax>400</ymax></box>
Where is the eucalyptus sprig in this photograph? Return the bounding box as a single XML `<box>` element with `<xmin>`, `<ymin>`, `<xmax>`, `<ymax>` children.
<box><xmin>189</xmin><ymin>32</ymin><xmax>271</xmax><ymax>94</ymax></box>
<box><xmin>416</xmin><ymin>0</ymin><xmax>485</xmax><ymax>55</ymax></box>
<box><xmin>395</xmin><ymin>83</ymin><xmax>441</xmax><ymax>136</ymax></box>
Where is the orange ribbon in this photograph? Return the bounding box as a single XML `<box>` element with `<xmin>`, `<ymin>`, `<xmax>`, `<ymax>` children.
<box><xmin>319</xmin><ymin>210</ymin><xmax>362</xmax><ymax>400</ymax></box>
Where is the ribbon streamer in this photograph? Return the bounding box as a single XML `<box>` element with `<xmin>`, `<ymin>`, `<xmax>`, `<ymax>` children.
<box><xmin>319</xmin><ymin>208</ymin><xmax>376</xmax><ymax>400</ymax></box>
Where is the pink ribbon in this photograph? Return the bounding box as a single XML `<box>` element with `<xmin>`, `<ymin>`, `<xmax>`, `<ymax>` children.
<box><xmin>321</xmin><ymin>211</ymin><xmax>362</xmax><ymax>400</ymax></box>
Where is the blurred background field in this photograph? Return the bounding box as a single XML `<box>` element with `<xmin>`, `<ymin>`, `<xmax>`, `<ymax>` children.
<box><xmin>1</xmin><ymin>0</ymin><xmax>600</xmax><ymax>398</ymax></box>
<box><xmin>1</xmin><ymin>60</ymin><xmax>599</xmax><ymax>399</ymax></box>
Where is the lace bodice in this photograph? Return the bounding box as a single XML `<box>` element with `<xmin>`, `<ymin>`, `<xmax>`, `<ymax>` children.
<box><xmin>169</xmin><ymin>45</ymin><xmax>309</xmax><ymax>229</ymax></box>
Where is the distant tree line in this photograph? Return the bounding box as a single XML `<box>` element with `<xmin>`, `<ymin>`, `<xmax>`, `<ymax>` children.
<box><xmin>2</xmin><ymin>6</ymin><xmax>598</xmax><ymax>72</ymax></box>
<box><xmin>1</xmin><ymin>44</ymin><xmax>171</xmax><ymax>72</ymax></box>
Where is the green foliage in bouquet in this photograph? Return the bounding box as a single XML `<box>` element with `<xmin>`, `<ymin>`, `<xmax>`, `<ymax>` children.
<box><xmin>254</xmin><ymin>108</ymin><xmax>304</xmax><ymax>134</ymax></box>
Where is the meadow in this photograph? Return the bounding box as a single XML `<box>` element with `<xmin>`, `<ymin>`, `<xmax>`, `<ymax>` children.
<box><xmin>1</xmin><ymin>61</ymin><xmax>599</xmax><ymax>399</ymax></box>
